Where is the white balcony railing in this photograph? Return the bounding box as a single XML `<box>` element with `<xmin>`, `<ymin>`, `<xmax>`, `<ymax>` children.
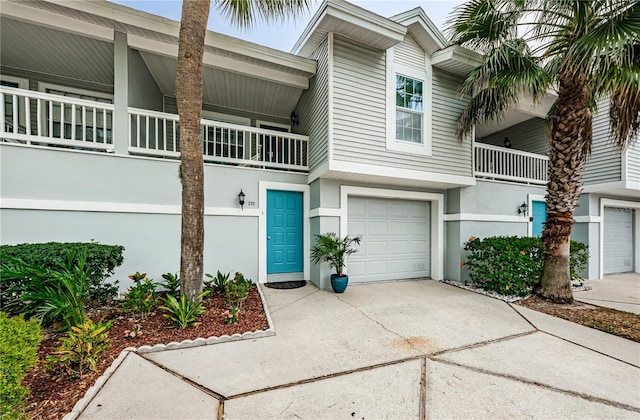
<box><xmin>0</xmin><ymin>87</ymin><xmax>309</xmax><ymax>172</ymax></box>
<box><xmin>0</xmin><ymin>86</ymin><xmax>114</xmax><ymax>151</ymax></box>
<box><xmin>474</xmin><ymin>143</ymin><xmax>548</xmax><ymax>185</ymax></box>
<box><xmin>128</xmin><ymin>108</ymin><xmax>309</xmax><ymax>171</ymax></box>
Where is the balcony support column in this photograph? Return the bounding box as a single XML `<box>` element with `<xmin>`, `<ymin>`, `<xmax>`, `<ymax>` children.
<box><xmin>113</xmin><ymin>31</ymin><xmax>129</xmax><ymax>155</ymax></box>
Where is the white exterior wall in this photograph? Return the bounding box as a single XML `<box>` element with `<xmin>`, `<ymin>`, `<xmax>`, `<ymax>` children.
<box><xmin>583</xmin><ymin>100</ymin><xmax>623</xmax><ymax>184</ymax></box>
<box><xmin>295</xmin><ymin>37</ymin><xmax>329</xmax><ymax>172</ymax></box>
<box><xmin>330</xmin><ymin>35</ymin><xmax>472</xmax><ymax>177</ymax></box>
<box><xmin>0</xmin><ymin>144</ymin><xmax>307</xmax><ymax>290</ymax></box>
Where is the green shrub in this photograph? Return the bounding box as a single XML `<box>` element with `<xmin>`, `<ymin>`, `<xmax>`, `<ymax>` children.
<box><xmin>160</xmin><ymin>291</ymin><xmax>209</xmax><ymax>329</ymax></box>
<box><xmin>121</xmin><ymin>274</ymin><xmax>158</xmax><ymax>319</ymax></box>
<box><xmin>0</xmin><ymin>312</ymin><xmax>41</xmax><ymax>419</ymax></box>
<box><xmin>204</xmin><ymin>271</ymin><xmax>230</xmax><ymax>294</ymax></box>
<box><xmin>463</xmin><ymin>236</ymin><xmax>589</xmax><ymax>296</ymax></box>
<box><xmin>1</xmin><ymin>250</ymin><xmax>91</xmax><ymax>331</ymax></box>
<box><xmin>161</xmin><ymin>272</ymin><xmax>180</xmax><ymax>297</ymax></box>
<box><xmin>46</xmin><ymin>318</ymin><xmax>112</xmax><ymax>378</ymax></box>
<box><xmin>1</xmin><ymin>242</ymin><xmax>124</xmax><ymax>309</ymax></box>
<box><xmin>224</xmin><ymin>273</ymin><xmax>253</xmax><ymax>324</ymax></box>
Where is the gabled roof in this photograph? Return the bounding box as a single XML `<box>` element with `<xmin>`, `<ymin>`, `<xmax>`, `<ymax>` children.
<box><xmin>389</xmin><ymin>7</ymin><xmax>447</xmax><ymax>56</ymax></box>
<box><xmin>292</xmin><ymin>0</ymin><xmax>407</xmax><ymax>56</ymax></box>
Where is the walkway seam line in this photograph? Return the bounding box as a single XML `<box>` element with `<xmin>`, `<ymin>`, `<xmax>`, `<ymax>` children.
<box><xmin>428</xmin><ymin>357</ymin><xmax>640</xmax><ymax>413</ymax></box>
<box><xmin>140</xmin><ymin>353</ymin><xmax>227</xmax><ymax>401</ymax></box>
<box><xmin>507</xmin><ymin>302</ymin><xmax>541</xmax><ymax>331</ymax></box>
<box><xmin>538</xmin><ymin>330</ymin><xmax>640</xmax><ymax>369</ymax></box>
<box><xmin>225</xmin><ymin>330</ymin><xmax>540</xmax><ymax>401</ymax></box>
<box><xmin>269</xmin><ymin>288</ymin><xmax>321</xmax><ymax>314</ymax></box>
<box><xmin>419</xmin><ymin>358</ymin><xmax>426</xmax><ymax>420</ymax></box>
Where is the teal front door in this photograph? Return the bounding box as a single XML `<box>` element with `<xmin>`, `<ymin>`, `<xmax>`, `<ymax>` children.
<box><xmin>532</xmin><ymin>200</ymin><xmax>547</xmax><ymax>237</ymax></box>
<box><xmin>267</xmin><ymin>190</ymin><xmax>303</xmax><ymax>274</ymax></box>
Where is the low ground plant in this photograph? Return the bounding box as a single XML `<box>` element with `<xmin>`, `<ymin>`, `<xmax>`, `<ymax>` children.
<box><xmin>46</xmin><ymin>318</ymin><xmax>112</xmax><ymax>378</ymax></box>
<box><xmin>0</xmin><ymin>242</ymin><xmax>123</xmax><ymax>308</ymax></box>
<box><xmin>161</xmin><ymin>272</ymin><xmax>180</xmax><ymax>297</ymax></box>
<box><xmin>463</xmin><ymin>236</ymin><xmax>589</xmax><ymax>296</ymax></box>
<box><xmin>224</xmin><ymin>272</ymin><xmax>253</xmax><ymax>324</ymax></box>
<box><xmin>1</xmin><ymin>250</ymin><xmax>91</xmax><ymax>331</ymax></box>
<box><xmin>0</xmin><ymin>313</ymin><xmax>41</xmax><ymax>419</ymax></box>
<box><xmin>205</xmin><ymin>271</ymin><xmax>230</xmax><ymax>294</ymax></box>
<box><xmin>160</xmin><ymin>291</ymin><xmax>209</xmax><ymax>329</ymax></box>
<box><xmin>121</xmin><ymin>274</ymin><xmax>158</xmax><ymax>319</ymax></box>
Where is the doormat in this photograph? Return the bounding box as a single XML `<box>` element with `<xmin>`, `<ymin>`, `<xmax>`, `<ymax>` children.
<box><xmin>265</xmin><ymin>280</ymin><xmax>307</xmax><ymax>289</ymax></box>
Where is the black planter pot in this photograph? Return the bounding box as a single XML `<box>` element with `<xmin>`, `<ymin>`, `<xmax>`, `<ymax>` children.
<box><xmin>330</xmin><ymin>274</ymin><xmax>349</xmax><ymax>293</ymax></box>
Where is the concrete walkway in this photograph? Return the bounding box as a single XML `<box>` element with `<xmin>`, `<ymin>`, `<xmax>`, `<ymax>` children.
<box><xmin>75</xmin><ymin>280</ymin><xmax>640</xmax><ymax>419</ymax></box>
<box><xmin>575</xmin><ymin>273</ymin><xmax>640</xmax><ymax>314</ymax></box>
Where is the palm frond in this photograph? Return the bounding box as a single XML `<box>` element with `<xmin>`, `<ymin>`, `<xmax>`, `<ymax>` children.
<box><xmin>456</xmin><ymin>39</ymin><xmax>551</xmax><ymax>138</ymax></box>
<box><xmin>214</xmin><ymin>0</ymin><xmax>311</xmax><ymax>29</ymax></box>
<box><xmin>446</xmin><ymin>0</ymin><xmax>524</xmax><ymax>53</ymax></box>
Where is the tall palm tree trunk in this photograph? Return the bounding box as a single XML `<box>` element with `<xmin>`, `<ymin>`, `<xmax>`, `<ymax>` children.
<box><xmin>176</xmin><ymin>0</ymin><xmax>211</xmax><ymax>302</ymax></box>
<box><xmin>537</xmin><ymin>71</ymin><xmax>592</xmax><ymax>303</ymax></box>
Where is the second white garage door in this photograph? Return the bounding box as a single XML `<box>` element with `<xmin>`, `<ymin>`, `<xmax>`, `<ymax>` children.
<box><xmin>347</xmin><ymin>197</ymin><xmax>430</xmax><ymax>283</ymax></box>
<box><xmin>603</xmin><ymin>207</ymin><xmax>635</xmax><ymax>274</ymax></box>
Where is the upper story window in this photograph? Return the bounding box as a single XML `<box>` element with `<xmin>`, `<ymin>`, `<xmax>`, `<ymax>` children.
<box><xmin>395</xmin><ymin>75</ymin><xmax>423</xmax><ymax>144</ymax></box>
<box><xmin>386</xmin><ymin>47</ymin><xmax>432</xmax><ymax>156</ymax></box>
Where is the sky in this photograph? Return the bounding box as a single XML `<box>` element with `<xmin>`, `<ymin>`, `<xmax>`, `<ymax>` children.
<box><xmin>109</xmin><ymin>1</ymin><xmax>466</xmax><ymax>53</ymax></box>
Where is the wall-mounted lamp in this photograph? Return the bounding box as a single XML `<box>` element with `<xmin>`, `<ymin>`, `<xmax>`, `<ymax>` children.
<box><xmin>518</xmin><ymin>202</ymin><xmax>528</xmax><ymax>216</ymax></box>
<box><xmin>238</xmin><ymin>189</ymin><xmax>246</xmax><ymax>210</ymax></box>
<box><xmin>503</xmin><ymin>137</ymin><xmax>512</xmax><ymax>148</ymax></box>
<box><xmin>290</xmin><ymin>111</ymin><xmax>300</xmax><ymax>126</ymax></box>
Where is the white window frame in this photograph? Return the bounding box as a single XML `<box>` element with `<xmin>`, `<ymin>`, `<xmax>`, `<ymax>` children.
<box><xmin>386</xmin><ymin>48</ymin><xmax>432</xmax><ymax>156</ymax></box>
<box><xmin>202</xmin><ymin>110</ymin><xmax>250</xmax><ymax>126</ymax></box>
<box><xmin>1</xmin><ymin>75</ymin><xmax>29</xmax><ymax>89</ymax></box>
<box><xmin>256</xmin><ymin>120</ymin><xmax>290</xmax><ymax>132</ymax></box>
<box><xmin>38</xmin><ymin>82</ymin><xmax>113</xmax><ymax>103</ymax></box>
<box><xmin>2</xmin><ymin>75</ymin><xmax>30</xmax><ymax>132</ymax></box>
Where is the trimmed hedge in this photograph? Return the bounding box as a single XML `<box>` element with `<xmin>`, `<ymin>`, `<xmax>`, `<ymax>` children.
<box><xmin>0</xmin><ymin>312</ymin><xmax>41</xmax><ymax>419</ymax></box>
<box><xmin>1</xmin><ymin>242</ymin><xmax>124</xmax><ymax>311</ymax></box>
<box><xmin>463</xmin><ymin>236</ymin><xmax>589</xmax><ymax>296</ymax></box>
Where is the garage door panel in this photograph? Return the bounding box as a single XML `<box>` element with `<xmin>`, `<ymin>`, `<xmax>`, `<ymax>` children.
<box><xmin>366</xmin><ymin>220</ymin><xmax>389</xmax><ymax>235</ymax></box>
<box><xmin>389</xmin><ymin>240</ymin><xmax>410</xmax><ymax>255</ymax></box>
<box><xmin>604</xmin><ymin>207</ymin><xmax>634</xmax><ymax>274</ymax></box>
<box><xmin>390</xmin><ymin>221</ymin><xmax>410</xmax><ymax>236</ymax></box>
<box><xmin>367</xmin><ymin>200</ymin><xmax>389</xmax><ymax>217</ymax></box>
<box><xmin>389</xmin><ymin>203</ymin><xmax>410</xmax><ymax>217</ymax></box>
<box><xmin>348</xmin><ymin>197</ymin><xmax>430</xmax><ymax>282</ymax></box>
<box><xmin>366</xmin><ymin>241</ymin><xmax>389</xmax><ymax>256</ymax></box>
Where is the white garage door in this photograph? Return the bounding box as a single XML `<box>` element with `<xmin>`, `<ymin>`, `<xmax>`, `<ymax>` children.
<box><xmin>603</xmin><ymin>207</ymin><xmax>635</xmax><ymax>274</ymax></box>
<box><xmin>347</xmin><ymin>197</ymin><xmax>430</xmax><ymax>283</ymax></box>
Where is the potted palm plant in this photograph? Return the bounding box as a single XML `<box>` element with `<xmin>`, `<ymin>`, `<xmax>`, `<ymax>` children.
<box><xmin>310</xmin><ymin>232</ymin><xmax>361</xmax><ymax>293</ymax></box>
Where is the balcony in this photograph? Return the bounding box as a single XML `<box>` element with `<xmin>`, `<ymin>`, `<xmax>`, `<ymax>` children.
<box><xmin>0</xmin><ymin>86</ymin><xmax>309</xmax><ymax>172</ymax></box>
<box><xmin>474</xmin><ymin>142</ymin><xmax>548</xmax><ymax>185</ymax></box>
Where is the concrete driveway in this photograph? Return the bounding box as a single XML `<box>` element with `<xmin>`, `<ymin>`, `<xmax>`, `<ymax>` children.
<box><xmin>74</xmin><ymin>280</ymin><xmax>640</xmax><ymax>419</ymax></box>
<box><xmin>575</xmin><ymin>273</ymin><xmax>640</xmax><ymax>314</ymax></box>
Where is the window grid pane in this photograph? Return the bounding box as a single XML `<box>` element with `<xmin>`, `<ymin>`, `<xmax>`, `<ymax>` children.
<box><xmin>396</xmin><ymin>75</ymin><xmax>423</xmax><ymax>144</ymax></box>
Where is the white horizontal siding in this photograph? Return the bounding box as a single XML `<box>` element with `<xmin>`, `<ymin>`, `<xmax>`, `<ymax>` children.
<box><xmin>394</xmin><ymin>34</ymin><xmax>425</xmax><ymax>72</ymax></box>
<box><xmin>295</xmin><ymin>37</ymin><xmax>329</xmax><ymax>171</ymax></box>
<box><xmin>480</xmin><ymin>118</ymin><xmax>548</xmax><ymax>155</ymax></box>
<box><xmin>626</xmin><ymin>140</ymin><xmax>640</xmax><ymax>182</ymax></box>
<box><xmin>583</xmin><ymin>100</ymin><xmax>622</xmax><ymax>184</ymax></box>
<box><xmin>331</xmin><ymin>36</ymin><xmax>472</xmax><ymax>177</ymax></box>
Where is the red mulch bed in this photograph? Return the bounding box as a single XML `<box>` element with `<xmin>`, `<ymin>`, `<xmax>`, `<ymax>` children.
<box><xmin>23</xmin><ymin>287</ymin><xmax>269</xmax><ymax>419</ymax></box>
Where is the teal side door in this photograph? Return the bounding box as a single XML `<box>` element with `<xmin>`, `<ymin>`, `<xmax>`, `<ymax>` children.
<box><xmin>267</xmin><ymin>190</ymin><xmax>303</xmax><ymax>274</ymax></box>
<box><xmin>532</xmin><ymin>200</ymin><xmax>547</xmax><ymax>237</ymax></box>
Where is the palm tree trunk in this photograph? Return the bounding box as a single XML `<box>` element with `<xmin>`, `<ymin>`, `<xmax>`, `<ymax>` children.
<box><xmin>176</xmin><ymin>0</ymin><xmax>210</xmax><ymax>302</ymax></box>
<box><xmin>536</xmin><ymin>72</ymin><xmax>592</xmax><ymax>303</ymax></box>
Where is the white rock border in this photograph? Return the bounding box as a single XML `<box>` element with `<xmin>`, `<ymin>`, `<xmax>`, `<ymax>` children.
<box><xmin>65</xmin><ymin>282</ymin><xmax>276</xmax><ymax>418</ymax></box>
<box><xmin>441</xmin><ymin>279</ymin><xmax>592</xmax><ymax>303</ymax></box>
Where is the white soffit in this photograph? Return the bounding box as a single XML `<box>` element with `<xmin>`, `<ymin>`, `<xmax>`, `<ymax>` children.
<box><xmin>7</xmin><ymin>0</ymin><xmax>316</xmax><ymax>83</ymax></box>
<box><xmin>293</xmin><ymin>0</ymin><xmax>407</xmax><ymax>56</ymax></box>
